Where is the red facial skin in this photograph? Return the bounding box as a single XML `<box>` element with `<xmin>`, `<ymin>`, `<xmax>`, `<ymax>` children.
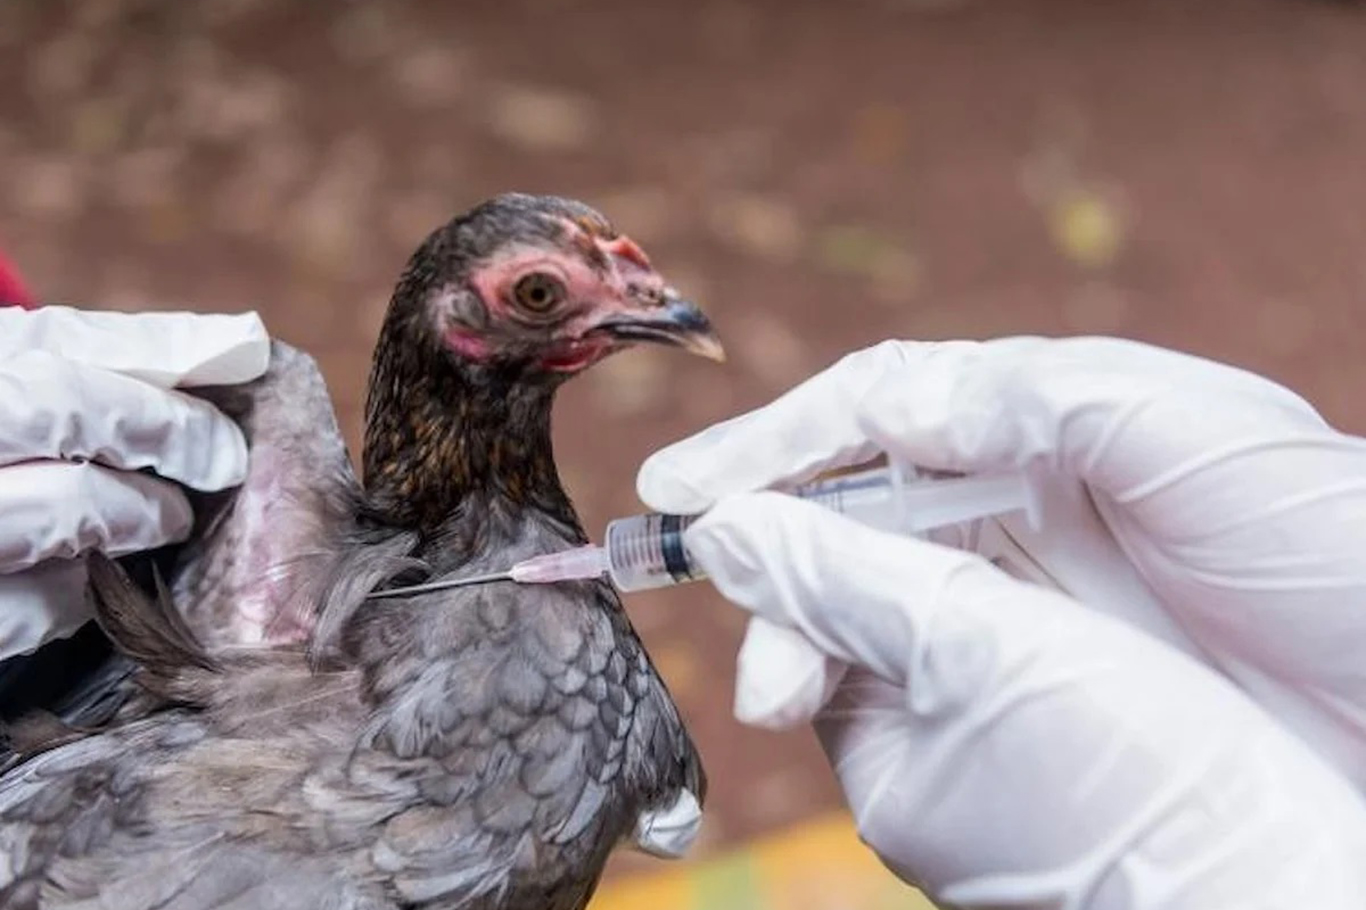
<box><xmin>443</xmin><ymin>328</ymin><xmax>494</xmax><ymax>361</ymax></box>
<box><xmin>447</xmin><ymin>226</ymin><xmax>673</xmax><ymax>374</ymax></box>
<box><xmin>536</xmin><ymin>337</ymin><xmax>614</xmax><ymax>373</ymax></box>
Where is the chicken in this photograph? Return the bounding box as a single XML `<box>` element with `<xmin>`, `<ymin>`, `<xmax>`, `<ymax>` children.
<box><xmin>0</xmin><ymin>193</ymin><xmax>717</xmax><ymax>910</ymax></box>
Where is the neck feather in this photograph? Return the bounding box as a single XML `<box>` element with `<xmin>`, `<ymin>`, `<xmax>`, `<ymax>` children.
<box><xmin>360</xmin><ymin>314</ymin><xmax>581</xmax><ymax>547</ymax></box>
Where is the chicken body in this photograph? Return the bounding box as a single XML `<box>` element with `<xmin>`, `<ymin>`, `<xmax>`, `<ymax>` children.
<box><xmin>0</xmin><ymin>526</ymin><xmax>691</xmax><ymax>910</ymax></box>
<box><xmin>0</xmin><ymin>194</ymin><xmax>712</xmax><ymax>909</ymax></box>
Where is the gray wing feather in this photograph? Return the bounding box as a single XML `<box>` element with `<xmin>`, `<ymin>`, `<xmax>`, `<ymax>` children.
<box><xmin>172</xmin><ymin>340</ymin><xmax>361</xmax><ymax>650</ymax></box>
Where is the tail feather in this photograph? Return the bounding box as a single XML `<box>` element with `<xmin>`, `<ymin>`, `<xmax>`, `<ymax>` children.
<box><xmin>86</xmin><ymin>552</ymin><xmax>219</xmax><ymax>680</ymax></box>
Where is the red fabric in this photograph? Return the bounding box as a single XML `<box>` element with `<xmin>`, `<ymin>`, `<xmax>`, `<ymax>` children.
<box><xmin>0</xmin><ymin>248</ymin><xmax>35</xmax><ymax>308</ymax></box>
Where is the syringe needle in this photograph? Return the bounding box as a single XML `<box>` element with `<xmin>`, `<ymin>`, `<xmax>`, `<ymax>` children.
<box><xmin>365</xmin><ymin>570</ymin><xmax>515</xmax><ymax>600</ymax></box>
<box><xmin>364</xmin><ymin>546</ymin><xmax>610</xmax><ymax>600</ymax></box>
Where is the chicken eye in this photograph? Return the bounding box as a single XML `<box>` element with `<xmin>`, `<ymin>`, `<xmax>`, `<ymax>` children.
<box><xmin>512</xmin><ymin>273</ymin><xmax>565</xmax><ymax>313</ymax></box>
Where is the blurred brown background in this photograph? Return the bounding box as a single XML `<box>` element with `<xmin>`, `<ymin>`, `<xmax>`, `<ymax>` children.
<box><xmin>3</xmin><ymin>0</ymin><xmax>1365</xmax><ymax>889</ymax></box>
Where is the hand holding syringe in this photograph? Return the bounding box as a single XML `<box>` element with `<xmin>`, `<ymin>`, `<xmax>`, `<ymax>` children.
<box><xmin>367</xmin><ymin>462</ymin><xmax>1041</xmax><ymax>599</ymax></box>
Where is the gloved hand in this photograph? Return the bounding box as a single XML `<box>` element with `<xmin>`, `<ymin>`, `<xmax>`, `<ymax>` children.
<box><xmin>637</xmin><ymin>337</ymin><xmax>1366</xmax><ymax>908</ymax></box>
<box><xmin>0</xmin><ymin>305</ymin><xmax>270</xmax><ymax>661</ymax></box>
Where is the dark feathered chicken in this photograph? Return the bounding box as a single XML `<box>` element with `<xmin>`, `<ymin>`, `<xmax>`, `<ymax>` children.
<box><xmin>0</xmin><ymin>193</ymin><xmax>716</xmax><ymax>909</ymax></box>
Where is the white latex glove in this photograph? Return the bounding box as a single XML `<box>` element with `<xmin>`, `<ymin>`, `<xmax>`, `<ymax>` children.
<box><xmin>637</xmin><ymin>337</ymin><xmax>1366</xmax><ymax>909</ymax></box>
<box><xmin>0</xmin><ymin>305</ymin><xmax>270</xmax><ymax>661</ymax></box>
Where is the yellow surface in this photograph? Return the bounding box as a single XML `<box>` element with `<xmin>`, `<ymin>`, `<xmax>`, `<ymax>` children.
<box><xmin>589</xmin><ymin>813</ymin><xmax>940</xmax><ymax>910</ymax></box>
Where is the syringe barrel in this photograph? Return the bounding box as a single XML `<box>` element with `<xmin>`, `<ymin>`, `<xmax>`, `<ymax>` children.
<box><xmin>601</xmin><ymin>463</ymin><xmax>1033</xmax><ymax>593</ymax></box>
<box><xmin>604</xmin><ymin>512</ymin><xmax>706</xmax><ymax>592</ymax></box>
<box><xmin>602</xmin><ymin>469</ymin><xmax>907</xmax><ymax>592</ymax></box>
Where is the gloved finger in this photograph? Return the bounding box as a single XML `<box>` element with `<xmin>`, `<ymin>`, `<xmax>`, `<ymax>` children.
<box><xmin>631</xmin><ymin>789</ymin><xmax>703</xmax><ymax>860</ymax></box>
<box><xmin>0</xmin><ymin>559</ymin><xmax>92</xmax><ymax>660</ymax></box>
<box><xmin>689</xmin><ymin>488</ymin><xmax>1276</xmax><ymax>727</ymax></box>
<box><xmin>852</xmin><ymin>334</ymin><xmax>1331</xmax><ymax>490</ymax></box>
<box><xmin>0</xmin><ymin>351</ymin><xmax>250</xmax><ymax>491</ymax></box>
<box><xmin>0</xmin><ymin>461</ymin><xmax>194</xmax><ymax>574</ymax></box>
<box><xmin>0</xmin><ymin>305</ymin><xmax>270</xmax><ymax>388</ymax></box>
<box><xmin>733</xmin><ymin>616</ymin><xmax>847</xmax><ymax>730</ymax></box>
<box><xmin>636</xmin><ymin>340</ymin><xmax>963</xmax><ymax>514</ymax></box>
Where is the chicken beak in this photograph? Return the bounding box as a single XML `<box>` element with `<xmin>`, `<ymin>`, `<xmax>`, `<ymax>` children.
<box><xmin>595</xmin><ymin>297</ymin><xmax>726</xmax><ymax>362</ymax></box>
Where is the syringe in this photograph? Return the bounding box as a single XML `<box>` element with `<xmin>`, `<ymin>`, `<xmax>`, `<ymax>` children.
<box><xmin>366</xmin><ymin>462</ymin><xmax>1041</xmax><ymax>598</ymax></box>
